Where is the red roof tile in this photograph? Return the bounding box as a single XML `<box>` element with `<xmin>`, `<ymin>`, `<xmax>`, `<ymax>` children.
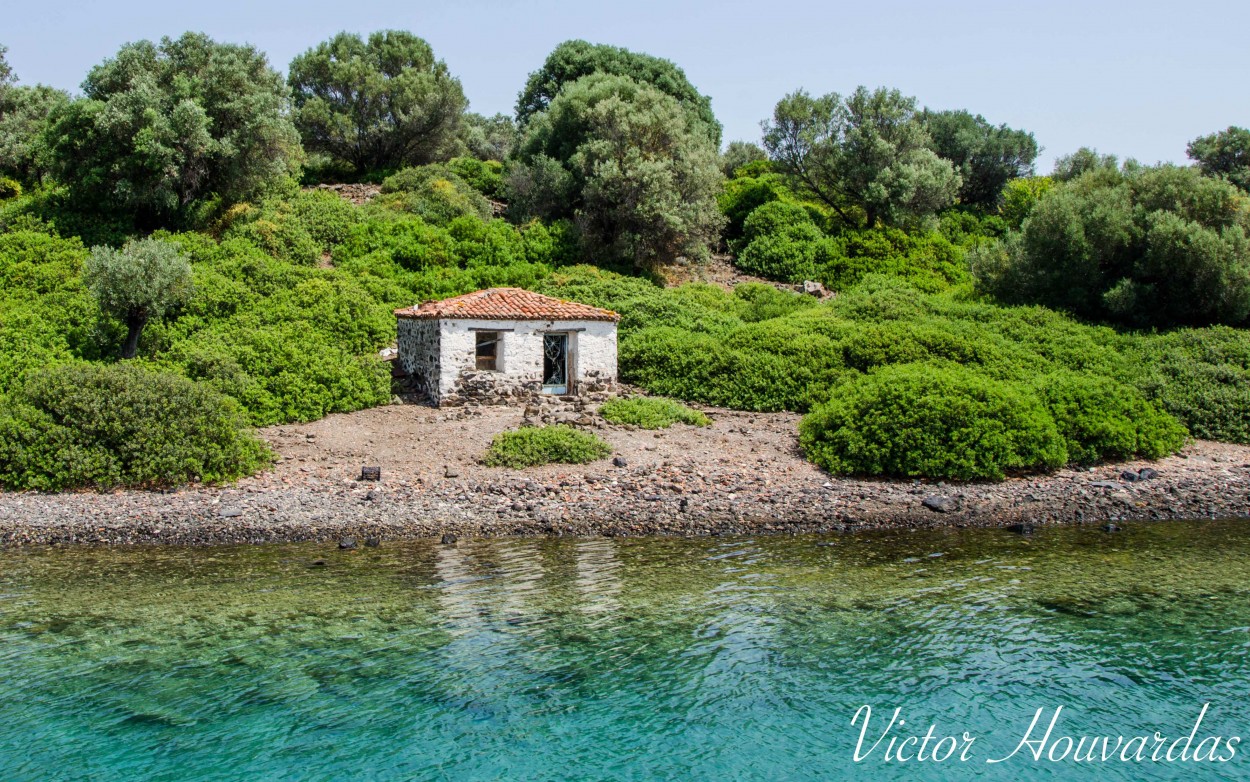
<box><xmin>394</xmin><ymin>288</ymin><xmax>620</xmax><ymax>322</ymax></box>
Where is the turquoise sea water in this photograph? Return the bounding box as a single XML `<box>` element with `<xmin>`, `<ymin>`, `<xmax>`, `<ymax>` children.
<box><xmin>2</xmin><ymin>522</ymin><xmax>1250</xmax><ymax>781</ymax></box>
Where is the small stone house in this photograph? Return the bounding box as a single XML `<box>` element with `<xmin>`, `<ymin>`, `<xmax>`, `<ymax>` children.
<box><xmin>394</xmin><ymin>288</ymin><xmax>620</xmax><ymax>406</ymax></box>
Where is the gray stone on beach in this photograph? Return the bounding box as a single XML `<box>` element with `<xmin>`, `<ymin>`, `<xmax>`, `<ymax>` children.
<box><xmin>922</xmin><ymin>496</ymin><xmax>959</xmax><ymax>513</ymax></box>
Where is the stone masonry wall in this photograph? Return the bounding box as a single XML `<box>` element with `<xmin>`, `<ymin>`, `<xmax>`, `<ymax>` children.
<box><xmin>436</xmin><ymin>318</ymin><xmax>618</xmax><ymax>406</ymax></box>
<box><xmin>397</xmin><ymin>318</ymin><xmax>441</xmax><ymax>404</ymax></box>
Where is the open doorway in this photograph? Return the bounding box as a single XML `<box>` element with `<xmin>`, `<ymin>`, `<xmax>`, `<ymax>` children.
<box><xmin>542</xmin><ymin>333</ymin><xmax>568</xmax><ymax>394</ymax></box>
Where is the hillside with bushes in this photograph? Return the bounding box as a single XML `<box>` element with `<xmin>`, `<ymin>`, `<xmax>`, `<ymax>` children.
<box><xmin>1</xmin><ymin>34</ymin><xmax>1248</xmax><ymax>488</ymax></box>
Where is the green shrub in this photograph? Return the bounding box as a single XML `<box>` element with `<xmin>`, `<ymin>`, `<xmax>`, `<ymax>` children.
<box><xmin>736</xmin><ymin>231</ymin><xmax>821</xmax><ymax>281</ymax></box>
<box><xmin>378</xmin><ymin>165</ymin><xmax>492</xmax><ymax>225</ymax></box>
<box><xmin>599</xmin><ymin>396</ymin><xmax>710</xmax><ymax>429</ymax></box>
<box><xmin>447</xmin><ymin>157</ymin><xmax>505</xmax><ymax>198</ymax></box>
<box><xmin>287</xmin><ymin>190</ymin><xmax>360</xmax><ymax>249</ymax></box>
<box><xmin>718</xmin><ymin>173</ymin><xmax>789</xmax><ymax>240</ymax></box>
<box><xmin>0</xmin><ymin>363</ymin><xmax>272</xmax><ymax>491</ymax></box>
<box><xmin>799</xmin><ymin>364</ymin><xmax>1068</xmax><ymax>481</ymax></box>
<box><xmin>1126</xmin><ymin>327</ymin><xmax>1250</xmax><ymax>443</ymax></box>
<box><xmin>0</xmin><ymin>177</ymin><xmax>21</xmax><ymax>200</ymax></box>
<box><xmin>1036</xmin><ymin>372</ymin><xmax>1187</xmax><ymax>463</ymax></box>
<box><xmin>483</xmin><ymin>425</ymin><xmax>613</xmax><ymax>468</ymax></box>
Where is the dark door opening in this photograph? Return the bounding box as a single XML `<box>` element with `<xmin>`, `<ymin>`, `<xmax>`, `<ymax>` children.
<box><xmin>542</xmin><ymin>333</ymin><xmax>568</xmax><ymax>394</ymax></box>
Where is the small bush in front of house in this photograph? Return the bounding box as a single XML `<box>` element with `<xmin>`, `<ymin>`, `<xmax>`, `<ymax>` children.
<box><xmin>483</xmin><ymin>425</ymin><xmax>613</xmax><ymax>468</ymax></box>
<box><xmin>600</xmin><ymin>396</ymin><xmax>710</xmax><ymax>429</ymax></box>
<box><xmin>0</xmin><ymin>363</ymin><xmax>272</xmax><ymax>491</ymax></box>
<box><xmin>799</xmin><ymin>363</ymin><xmax>1068</xmax><ymax>481</ymax></box>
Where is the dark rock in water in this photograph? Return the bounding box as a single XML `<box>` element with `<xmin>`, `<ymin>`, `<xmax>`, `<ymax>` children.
<box><xmin>364</xmin><ymin>537</ymin><xmax>381</xmax><ymax>548</ymax></box>
<box><xmin>441</xmin><ymin>533</ymin><xmax>458</xmax><ymax>545</ymax></box>
<box><xmin>1007</xmin><ymin>522</ymin><xmax>1035</xmax><ymax>535</ymax></box>
<box><xmin>1103</xmin><ymin>523</ymin><xmax>1121</xmax><ymax>533</ymax></box>
<box><xmin>1138</xmin><ymin>467</ymin><xmax>1159</xmax><ymax>481</ymax></box>
<box><xmin>1121</xmin><ymin>470</ymin><xmax>1141</xmax><ymax>482</ymax></box>
<box><xmin>339</xmin><ymin>537</ymin><xmax>357</xmax><ymax>550</ymax></box>
<box><xmin>922</xmin><ymin>496</ymin><xmax>959</xmax><ymax>513</ymax></box>
<box><xmin>612</xmin><ymin>456</ymin><xmax>628</xmax><ymax>468</ymax></box>
<box><xmin>217</xmin><ymin>506</ymin><xmax>243</xmax><ymax>518</ymax></box>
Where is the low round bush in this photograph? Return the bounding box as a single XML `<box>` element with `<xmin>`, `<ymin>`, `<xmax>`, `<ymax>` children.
<box><xmin>483</xmin><ymin>425</ymin><xmax>612</xmax><ymax>468</ymax></box>
<box><xmin>1036</xmin><ymin>372</ymin><xmax>1187</xmax><ymax>463</ymax></box>
<box><xmin>736</xmin><ymin>230</ymin><xmax>821</xmax><ymax>282</ymax></box>
<box><xmin>799</xmin><ymin>364</ymin><xmax>1068</xmax><ymax>481</ymax></box>
<box><xmin>0</xmin><ymin>363</ymin><xmax>272</xmax><ymax>491</ymax></box>
<box><xmin>599</xmin><ymin>396</ymin><xmax>710</xmax><ymax>429</ymax></box>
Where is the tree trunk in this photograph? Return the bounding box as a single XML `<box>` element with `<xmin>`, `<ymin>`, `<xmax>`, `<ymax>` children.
<box><xmin>121</xmin><ymin>312</ymin><xmax>148</xmax><ymax>360</ymax></box>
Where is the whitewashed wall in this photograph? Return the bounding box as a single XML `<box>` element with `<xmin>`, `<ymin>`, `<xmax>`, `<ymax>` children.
<box><xmin>437</xmin><ymin>318</ymin><xmax>617</xmax><ymax>403</ymax></box>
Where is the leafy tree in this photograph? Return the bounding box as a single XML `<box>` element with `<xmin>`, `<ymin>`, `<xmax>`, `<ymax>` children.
<box><xmin>460</xmin><ymin>112</ymin><xmax>516</xmax><ymax>161</ymax></box>
<box><xmin>762</xmin><ymin>87</ymin><xmax>960</xmax><ymax>227</ymax></box>
<box><xmin>999</xmin><ymin>176</ymin><xmax>1053</xmax><ymax>228</ymax></box>
<box><xmin>516</xmin><ymin>40</ymin><xmax>720</xmax><ymax>146</ymax></box>
<box><xmin>1052</xmin><ymin>147</ymin><xmax>1118</xmax><ymax>181</ymax></box>
<box><xmin>0</xmin><ymin>84</ymin><xmax>70</xmax><ymax>184</ymax></box>
<box><xmin>720</xmin><ymin>140</ymin><xmax>767</xmax><ymax>177</ymax></box>
<box><xmin>978</xmin><ymin>165</ymin><xmax>1250</xmax><ymax>327</ymax></box>
<box><xmin>43</xmin><ymin>32</ymin><xmax>302</xmax><ymax>225</ymax></box>
<box><xmin>923</xmin><ymin>109</ymin><xmax>1037</xmax><ymax>209</ymax></box>
<box><xmin>289</xmin><ymin>30</ymin><xmax>466</xmax><ymax>175</ymax></box>
<box><xmin>0</xmin><ymin>45</ymin><xmax>13</xmax><ymax>102</ymax></box>
<box><xmin>1188</xmin><ymin>126</ymin><xmax>1250</xmax><ymax>191</ymax></box>
<box><xmin>509</xmin><ymin>73</ymin><xmax>724</xmax><ymax>268</ymax></box>
<box><xmin>84</xmin><ymin>238</ymin><xmax>193</xmax><ymax>358</ymax></box>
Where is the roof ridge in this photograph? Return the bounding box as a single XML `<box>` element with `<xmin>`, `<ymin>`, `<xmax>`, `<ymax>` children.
<box><xmin>394</xmin><ymin>287</ymin><xmax>620</xmax><ymax>322</ymax></box>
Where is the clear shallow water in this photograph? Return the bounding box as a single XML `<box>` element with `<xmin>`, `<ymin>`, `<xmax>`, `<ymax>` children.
<box><xmin>2</xmin><ymin>522</ymin><xmax>1250</xmax><ymax>781</ymax></box>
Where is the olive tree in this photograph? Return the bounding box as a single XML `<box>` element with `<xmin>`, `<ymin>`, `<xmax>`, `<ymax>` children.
<box><xmin>762</xmin><ymin>87</ymin><xmax>960</xmax><ymax>227</ymax></box>
<box><xmin>1051</xmin><ymin>147</ymin><xmax>1119</xmax><ymax>181</ymax></box>
<box><xmin>289</xmin><ymin>31</ymin><xmax>466</xmax><ymax>174</ymax></box>
<box><xmin>1188</xmin><ymin>126</ymin><xmax>1250</xmax><ymax>192</ymax></box>
<box><xmin>44</xmin><ymin>33</ymin><xmax>302</xmax><ymax>225</ymax></box>
<box><xmin>720</xmin><ymin>140</ymin><xmax>767</xmax><ymax>178</ymax></box>
<box><xmin>0</xmin><ymin>84</ymin><xmax>69</xmax><ymax>184</ymax></box>
<box><xmin>460</xmin><ymin>112</ymin><xmax>516</xmax><ymax>162</ymax></box>
<box><xmin>84</xmin><ymin>238</ymin><xmax>193</xmax><ymax>359</ymax></box>
<box><xmin>516</xmin><ymin>40</ymin><xmax>720</xmax><ymax>146</ymax></box>
<box><xmin>509</xmin><ymin>73</ymin><xmax>724</xmax><ymax>268</ymax></box>
<box><xmin>923</xmin><ymin>109</ymin><xmax>1038</xmax><ymax>209</ymax></box>
<box><xmin>0</xmin><ymin>45</ymin><xmax>13</xmax><ymax>101</ymax></box>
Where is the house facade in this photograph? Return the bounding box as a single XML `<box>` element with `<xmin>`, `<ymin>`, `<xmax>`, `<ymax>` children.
<box><xmin>394</xmin><ymin>288</ymin><xmax>620</xmax><ymax>407</ymax></box>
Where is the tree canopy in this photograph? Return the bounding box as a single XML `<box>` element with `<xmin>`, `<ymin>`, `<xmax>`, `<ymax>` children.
<box><xmin>0</xmin><ymin>84</ymin><xmax>69</xmax><ymax>184</ymax></box>
<box><xmin>516</xmin><ymin>40</ymin><xmax>720</xmax><ymax>147</ymax></box>
<box><xmin>43</xmin><ymin>32</ymin><xmax>302</xmax><ymax>225</ymax></box>
<box><xmin>977</xmin><ymin>164</ymin><xmax>1250</xmax><ymax>327</ymax></box>
<box><xmin>510</xmin><ymin>73</ymin><xmax>724</xmax><ymax>268</ymax></box>
<box><xmin>289</xmin><ymin>30</ymin><xmax>467</xmax><ymax>175</ymax></box>
<box><xmin>923</xmin><ymin>109</ymin><xmax>1037</xmax><ymax>209</ymax></box>
<box><xmin>1188</xmin><ymin>126</ymin><xmax>1250</xmax><ymax>192</ymax></box>
<box><xmin>0</xmin><ymin>45</ymin><xmax>13</xmax><ymax>100</ymax></box>
<box><xmin>762</xmin><ymin>87</ymin><xmax>960</xmax><ymax>228</ymax></box>
<box><xmin>1051</xmin><ymin>147</ymin><xmax>1119</xmax><ymax>181</ymax></box>
<box><xmin>84</xmin><ymin>238</ymin><xmax>193</xmax><ymax>358</ymax></box>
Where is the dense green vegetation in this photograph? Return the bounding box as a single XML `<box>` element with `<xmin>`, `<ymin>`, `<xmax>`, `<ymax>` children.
<box><xmin>483</xmin><ymin>425</ymin><xmax>613</xmax><ymax>468</ymax></box>
<box><xmin>0</xmin><ymin>32</ymin><xmax>1247</xmax><ymax>488</ymax></box>
<box><xmin>599</xmin><ymin>396</ymin><xmax>710</xmax><ymax>429</ymax></box>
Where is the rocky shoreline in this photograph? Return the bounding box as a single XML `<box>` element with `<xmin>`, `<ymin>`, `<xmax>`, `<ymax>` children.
<box><xmin>1</xmin><ymin>404</ymin><xmax>1248</xmax><ymax>547</ymax></box>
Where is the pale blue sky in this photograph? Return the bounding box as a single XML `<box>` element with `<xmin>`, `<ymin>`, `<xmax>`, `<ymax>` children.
<box><xmin>4</xmin><ymin>0</ymin><xmax>1247</xmax><ymax>169</ymax></box>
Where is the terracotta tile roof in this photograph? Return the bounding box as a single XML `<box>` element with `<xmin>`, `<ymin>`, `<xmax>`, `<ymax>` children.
<box><xmin>394</xmin><ymin>288</ymin><xmax>620</xmax><ymax>322</ymax></box>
